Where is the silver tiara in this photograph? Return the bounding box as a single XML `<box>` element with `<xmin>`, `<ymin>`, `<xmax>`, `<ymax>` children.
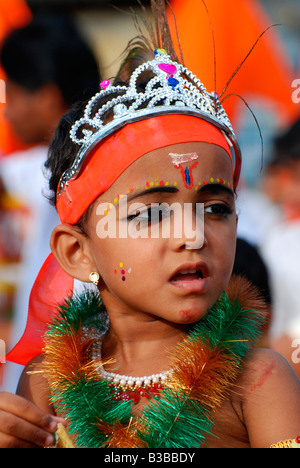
<box><xmin>59</xmin><ymin>48</ymin><xmax>240</xmax><ymax>196</ymax></box>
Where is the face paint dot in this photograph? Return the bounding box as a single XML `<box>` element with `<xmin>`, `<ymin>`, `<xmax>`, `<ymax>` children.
<box><xmin>150</xmin><ymin>181</ymin><xmax>154</xmax><ymax>187</ymax></box>
<box><xmin>119</xmin><ymin>262</ymin><xmax>123</xmax><ymax>268</ymax></box>
<box><xmin>122</xmin><ymin>276</ymin><xmax>126</xmax><ymax>281</ymax></box>
<box><xmin>165</xmin><ymin>181</ymin><xmax>169</xmax><ymax>186</ymax></box>
<box><xmin>210</xmin><ymin>177</ymin><xmax>214</xmax><ymax>183</ymax></box>
<box><xmin>174</xmin><ymin>182</ymin><xmax>177</xmax><ymax>186</ymax></box>
<box><xmin>128</xmin><ymin>268</ymin><xmax>132</xmax><ymax>273</ymax></box>
<box><xmin>121</xmin><ymin>269</ymin><xmax>125</xmax><ymax>275</ymax></box>
<box><xmin>114</xmin><ymin>270</ymin><xmax>117</xmax><ymax>274</ymax></box>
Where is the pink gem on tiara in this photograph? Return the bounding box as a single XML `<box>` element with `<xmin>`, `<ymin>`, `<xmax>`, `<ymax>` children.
<box><xmin>158</xmin><ymin>63</ymin><xmax>177</xmax><ymax>76</ymax></box>
<box><xmin>100</xmin><ymin>80</ymin><xmax>111</xmax><ymax>90</ymax></box>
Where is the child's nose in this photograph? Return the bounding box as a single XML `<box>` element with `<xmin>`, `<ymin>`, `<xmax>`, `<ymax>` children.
<box><xmin>169</xmin><ymin>204</ymin><xmax>207</xmax><ymax>251</ymax></box>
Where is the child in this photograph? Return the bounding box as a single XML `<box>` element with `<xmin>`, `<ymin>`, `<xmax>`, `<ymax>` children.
<box><xmin>1</xmin><ymin>3</ymin><xmax>300</xmax><ymax>449</ymax></box>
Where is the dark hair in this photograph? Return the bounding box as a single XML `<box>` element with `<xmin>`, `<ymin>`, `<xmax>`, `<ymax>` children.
<box><xmin>45</xmin><ymin>101</ymin><xmax>84</xmax><ymax>207</ymax></box>
<box><xmin>233</xmin><ymin>238</ymin><xmax>271</xmax><ymax>305</ymax></box>
<box><xmin>0</xmin><ymin>13</ymin><xmax>101</xmax><ymax>106</ymax></box>
<box><xmin>271</xmin><ymin>117</ymin><xmax>300</xmax><ymax>165</ymax></box>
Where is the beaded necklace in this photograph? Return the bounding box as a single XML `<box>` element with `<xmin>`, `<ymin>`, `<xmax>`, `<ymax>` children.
<box><xmin>93</xmin><ymin>341</ymin><xmax>173</xmax><ymax>404</ymax></box>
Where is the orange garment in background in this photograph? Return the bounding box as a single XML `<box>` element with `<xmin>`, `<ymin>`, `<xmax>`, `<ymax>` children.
<box><xmin>169</xmin><ymin>0</ymin><xmax>298</xmax><ymax>128</ymax></box>
<box><xmin>0</xmin><ymin>0</ymin><xmax>32</xmax><ymax>155</ymax></box>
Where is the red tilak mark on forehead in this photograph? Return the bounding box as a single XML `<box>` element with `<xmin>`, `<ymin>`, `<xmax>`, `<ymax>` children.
<box><xmin>175</xmin><ymin>162</ymin><xmax>199</xmax><ymax>190</ymax></box>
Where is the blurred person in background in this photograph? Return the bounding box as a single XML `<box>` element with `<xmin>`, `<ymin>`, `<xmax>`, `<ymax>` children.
<box><xmin>0</xmin><ymin>12</ymin><xmax>101</xmax><ymax>390</ymax></box>
<box><xmin>260</xmin><ymin>117</ymin><xmax>300</xmax><ymax>378</ymax></box>
<box><xmin>233</xmin><ymin>237</ymin><xmax>272</xmax><ymax>348</ymax></box>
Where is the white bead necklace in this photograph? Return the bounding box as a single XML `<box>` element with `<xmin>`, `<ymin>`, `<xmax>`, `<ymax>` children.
<box><xmin>93</xmin><ymin>342</ymin><xmax>173</xmax><ymax>402</ymax></box>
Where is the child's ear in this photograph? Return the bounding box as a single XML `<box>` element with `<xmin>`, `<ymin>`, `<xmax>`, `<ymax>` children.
<box><xmin>50</xmin><ymin>224</ymin><xmax>96</xmax><ymax>282</ymax></box>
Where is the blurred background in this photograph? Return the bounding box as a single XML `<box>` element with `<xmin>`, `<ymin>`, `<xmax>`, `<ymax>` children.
<box><xmin>0</xmin><ymin>0</ymin><xmax>300</xmax><ymax>389</ymax></box>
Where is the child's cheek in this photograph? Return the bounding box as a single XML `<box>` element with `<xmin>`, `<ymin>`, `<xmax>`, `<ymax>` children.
<box><xmin>114</xmin><ymin>262</ymin><xmax>132</xmax><ymax>282</ymax></box>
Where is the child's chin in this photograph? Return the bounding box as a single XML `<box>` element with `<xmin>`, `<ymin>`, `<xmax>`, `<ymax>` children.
<box><xmin>177</xmin><ymin>307</ymin><xmax>208</xmax><ymax>324</ymax></box>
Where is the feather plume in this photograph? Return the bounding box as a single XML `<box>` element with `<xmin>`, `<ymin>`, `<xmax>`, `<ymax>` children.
<box><xmin>116</xmin><ymin>0</ymin><xmax>182</xmax><ymax>83</ymax></box>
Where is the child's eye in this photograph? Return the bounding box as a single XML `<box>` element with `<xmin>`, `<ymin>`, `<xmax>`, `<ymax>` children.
<box><xmin>204</xmin><ymin>203</ymin><xmax>234</xmax><ymax>218</ymax></box>
<box><xmin>127</xmin><ymin>206</ymin><xmax>170</xmax><ymax>223</ymax></box>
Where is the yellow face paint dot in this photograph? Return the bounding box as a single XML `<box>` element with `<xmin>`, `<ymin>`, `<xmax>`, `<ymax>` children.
<box><xmin>174</xmin><ymin>182</ymin><xmax>177</xmax><ymax>187</ymax></box>
<box><xmin>119</xmin><ymin>262</ymin><xmax>123</xmax><ymax>268</ymax></box>
<box><xmin>210</xmin><ymin>177</ymin><xmax>214</xmax><ymax>183</ymax></box>
<box><xmin>165</xmin><ymin>182</ymin><xmax>169</xmax><ymax>186</ymax></box>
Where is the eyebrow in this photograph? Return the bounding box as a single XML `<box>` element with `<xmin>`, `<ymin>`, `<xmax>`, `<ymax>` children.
<box><xmin>197</xmin><ymin>183</ymin><xmax>235</xmax><ymax>198</ymax></box>
<box><xmin>127</xmin><ymin>186</ymin><xmax>179</xmax><ymax>202</ymax></box>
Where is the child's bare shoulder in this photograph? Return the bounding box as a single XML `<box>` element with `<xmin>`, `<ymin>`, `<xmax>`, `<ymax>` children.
<box><xmin>239</xmin><ymin>347</ymin><xmax>299</xmax><ymax>394</ymax></box>
<box><xmin>237</xmin><ymin>348</ymin><xmax>300</xmax><ymax>447</ymax></box>
<box><xmin>206</xmin><ymin>349</ymin><xmax>300</xmax><ymax>447</ymax></box>
<box><xmin>17</xmin><ymin>353</ymin><xmax>53</xmax><ymax>414</ymax></box>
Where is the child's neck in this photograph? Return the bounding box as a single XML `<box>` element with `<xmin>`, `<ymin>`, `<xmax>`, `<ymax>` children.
<box><xmin>101</xmin><ymin>314</ymin><xmax>188</xmax><ymax>377</ymax></box>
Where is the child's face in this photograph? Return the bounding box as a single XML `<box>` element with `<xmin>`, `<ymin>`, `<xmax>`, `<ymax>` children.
<box><xmin>86</xmin><ymin>141</ymin><xmax>237</xmax><ymax>325</ymax></box>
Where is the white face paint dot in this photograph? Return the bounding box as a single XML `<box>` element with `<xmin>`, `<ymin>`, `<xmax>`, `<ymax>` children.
<box><xmin>128</xmin><ymin>268</ymin><xmax>132</xmax><ymax>274</ymax></box>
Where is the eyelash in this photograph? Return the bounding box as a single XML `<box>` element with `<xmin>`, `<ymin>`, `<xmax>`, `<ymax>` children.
<box><xmin>127</xmin><ymin>206</ymin><xmax>169</xmax><ymax>223</ymax></box>
<box><xmin>204</xmin><ymin>203</ymin><xmax>234</xmax><ymax>218</ymax></box>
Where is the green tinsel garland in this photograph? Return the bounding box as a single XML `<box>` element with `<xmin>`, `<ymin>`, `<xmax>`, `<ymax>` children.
<box><xmin>43</xmin><ymin>277</ymin><xmax>266</xmax><ymax>448</ymax></box>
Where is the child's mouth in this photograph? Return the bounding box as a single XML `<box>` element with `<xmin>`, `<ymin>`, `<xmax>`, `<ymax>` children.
<box><xmin>169</xmin><ymin>263</ymin><xmax>210</xmax><ymax>293</ymax></box>
<box><xmin>171</xmin><ymin>270</ymin><xmax>204</xmax><ymax>282</ymax></box>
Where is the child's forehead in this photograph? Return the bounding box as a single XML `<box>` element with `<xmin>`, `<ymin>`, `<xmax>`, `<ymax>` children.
<box><xmin>106</xmin><ymin>141</ymin><xmax>233</xmax><ymax>194</ymax></box>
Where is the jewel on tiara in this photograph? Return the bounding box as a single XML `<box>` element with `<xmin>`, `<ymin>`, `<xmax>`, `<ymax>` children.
<box><xmin>58</xmin><ymin>48</ymin><xmax>240</xmax><ymax>196</ymax></box>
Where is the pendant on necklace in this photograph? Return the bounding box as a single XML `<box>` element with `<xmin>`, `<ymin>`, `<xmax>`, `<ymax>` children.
<box><xmin>112</xmin><ymin>381</ymin><xmax>165</xmax><ymax>404</ymax></box>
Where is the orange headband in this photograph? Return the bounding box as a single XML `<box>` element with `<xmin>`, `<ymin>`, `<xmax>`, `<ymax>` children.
<box><xmin>57</xmin><ymin>114</ymin><xmax>235</xmax><ymax>224</ymax></box>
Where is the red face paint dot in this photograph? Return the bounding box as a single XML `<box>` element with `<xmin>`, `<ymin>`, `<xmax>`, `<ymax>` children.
<box><xmin>159</xmin><ymin>180</ymin><xmax>164</xmax><ymax>186</ymax></box>
<box><xmin>114</xmin><ymin>270</ymin><xmax>117</xmax><ymax>274</ymax></box>
<box><xmin>121</xmin><ymin>269</ymin><xmax>125</xmax><ymax>275</ymax></box>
